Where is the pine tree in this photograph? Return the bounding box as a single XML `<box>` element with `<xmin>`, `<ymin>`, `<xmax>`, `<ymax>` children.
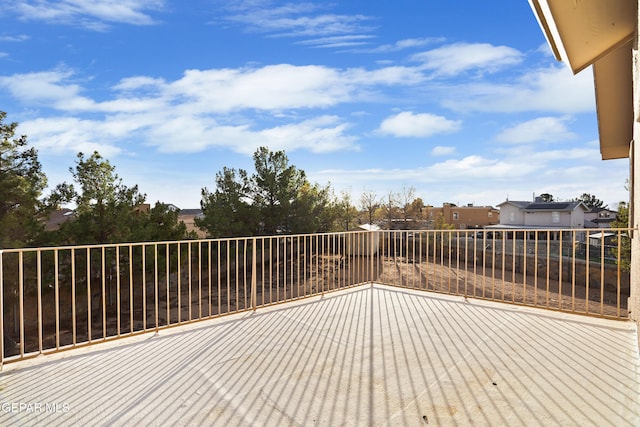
<box><xmin>0</xmin><ymin>111</ymin><xmax>47</xmax><ymax>248</ymax></box>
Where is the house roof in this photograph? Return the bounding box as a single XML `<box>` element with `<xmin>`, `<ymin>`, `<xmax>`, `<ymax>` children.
<box><xmin>496</xmin><ymin>200</ymin><xmax>530</xmax><ymax>209</ymax></box>
<box><xmin>498</xmin><ymin>200</ymin><xmax>587</xmax><ymax>212</ymax></box>
<box><xmin>44</xmin><ymin>208</ymin><xmax>75</xmax><ymax>231</ymax></box>
<box><xmin>528</xmin><ymin>0</ymin><xmax>635</xmax><ymax>160</ymax></box>
<box><xmin>526</xmin><ymin>202</ymin><xmax>574</xmax><ymax>211</ymax></box>
<box><xmin>178</xmin><ymin>209</ymin><xmax>203</xmax><ymax>216</ymax></box>
<box><xmin>587</xmin><ymin>207</ymin><xmax>615</xmax><ymax>214</ymax></box>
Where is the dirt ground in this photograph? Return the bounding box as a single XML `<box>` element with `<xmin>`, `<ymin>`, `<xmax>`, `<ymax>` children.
<box><xmin>375</xmin><ymin>255</ymin><xmax>627</xmax><ymax>318</ymax></box>
<box><xmin>6</xmin><ymin>252</ymin><xmax>628</xmax><ymax>358</ymax></box>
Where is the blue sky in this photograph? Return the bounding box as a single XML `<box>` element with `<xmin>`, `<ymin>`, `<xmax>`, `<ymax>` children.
<box><xmin>0</xmin><ymin>0</ymin><xmax>629</xmax><ymax>210</ymax></box>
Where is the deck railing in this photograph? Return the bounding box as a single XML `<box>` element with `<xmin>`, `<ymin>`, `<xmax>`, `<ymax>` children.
<box><xmin>0</xmin><ymin>228</ymin><xmax>632</xmax><ymax>366</ymax></box>
<box><xmin>375</xmin><ymin>229</ymin><xmax>631</xmax><ymax>318</ymax></box>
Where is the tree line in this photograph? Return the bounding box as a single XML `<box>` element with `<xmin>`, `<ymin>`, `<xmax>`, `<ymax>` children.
<box><xmin>0</xmin><ymin>112</ymin><xmax>369</xmax><ymax>248</ymax></box>
<box><xmin>0</xmin><ymin>111</ymin><xmax>628</xmax><ymax>248</ymax></box>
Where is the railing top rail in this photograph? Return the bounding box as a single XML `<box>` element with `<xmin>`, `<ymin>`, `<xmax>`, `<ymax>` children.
<box><xmin>0</xmin><ymin>229</ymin><xmax>374</xmax><ymax>254</ymax></box>
<box><xmin>0</xmin><ymin>227</ymin><xmax>634</xmax><ymax>254</ymax></box>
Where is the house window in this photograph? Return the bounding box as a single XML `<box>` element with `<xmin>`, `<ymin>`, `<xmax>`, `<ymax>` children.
<box><xmin>509</xmin><ymin>212</ymin><xmax>515</xmax><ymax>222</ymax></box>
<box><xmin>552</xmin><ymin>211</ymin><xmax>560</xmax><ymax>223</ymax></box>
<box><xmin>453</xmin><ymin>212</ymin><xmax>459</xmax><ymax>220</ymax></box>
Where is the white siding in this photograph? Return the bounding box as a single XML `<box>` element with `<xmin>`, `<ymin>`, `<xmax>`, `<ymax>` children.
<box><xmin>499</xmin><ymin>205</ymin><xmax>524</xmax><ymax>225</ymax></box>
<box><xmin>570</xmin><ymin>209</ymin><xmax>585</xmax><ymax>228</ymax></box>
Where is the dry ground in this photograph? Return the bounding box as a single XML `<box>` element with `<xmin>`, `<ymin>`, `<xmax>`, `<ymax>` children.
<box><xmin>8</xmin><ymin>253</ymin><xmax>627</xmax><ymax>358</ymax></box>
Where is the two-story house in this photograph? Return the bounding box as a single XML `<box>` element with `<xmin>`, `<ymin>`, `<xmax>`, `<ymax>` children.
<box><xmin>497</xmin><ymin>197</ymin><xmax>588</xmax><ymax>229</ymax></box>
<box><xmin>584</xmin><ymin>207</ymin><xmax>618</xmax><ymax>228</ymax></box>
<box><xmin>491</xmin><ymin>197</ymin><xmax>589</xmax><ymax>241</ymax></box>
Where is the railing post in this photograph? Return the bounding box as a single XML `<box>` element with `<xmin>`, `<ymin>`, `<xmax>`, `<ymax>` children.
<box><xmin>251</xmin><ymin>237</ymin><xmax>257</xmax><ymax>311</ymax></box>
<box><xmin>0</xmin><ymin>250</ymin><xmax>3</xmax><ymax>370</ymax></box>
<box><xmin>369</xmin><ymin>229</ymin><xmax>375</xmax><ymax>285</ymax></box>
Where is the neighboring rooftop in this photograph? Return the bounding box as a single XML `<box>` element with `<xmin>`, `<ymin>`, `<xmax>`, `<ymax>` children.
<box><xmin>178</xmin><ymin>208</ymin><xmax>203</xmax><ymax>217</ymax></box>
<box><xmin>1</xmin><ymin>284</ymin><xmax>638</xmax><ymax>426</ymax></box>
<box><xmin>499</xmin><ymin>200</ymin><xmax>586</xmax><ymax>212</ymax></box>
<box><xmin>43</xmin><ymin>208</ymin><xmax>75</xmax><ymax>231</ymax></box>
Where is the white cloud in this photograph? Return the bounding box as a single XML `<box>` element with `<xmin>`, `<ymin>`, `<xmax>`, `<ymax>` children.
<box><xmin>297</xmin><ymin>35</ymin><xmax>375</xmax><ymax>49</ymax></box>
<box><xmin>496</xmin><ymin>117</ymin><xmax>577</xmax><ymax>143</ymax></box>
<box><xmin>0</xmin><ymin>34</ymin><xmax>29</xmax><ymax>42</ymax></box>
<box><xmin>412</xmin><ymin>42</ymin><xmax>523</xmax><ymax>76</ymax></box>
<box><xmin>146</xmin><ymin>115</ymin><xmax>358</xmax><ymax>154</ymax></box>
<box><xmin>431</xmin><ymin>146</ymin><xmax>456</xmax><ymax>156</ymax></box>
<box><xmin>16</xmin><ymin>105</ymin><xmax>359</xmax><ymax>157</ymax></box>
<box><xmin>4</xmin><ymin>0</ymin><xmax>165</xmax><ymax>30</ymax></box>
<box><xmin>169</xmin><ymin>65</ymin><xmax>351</xmax><ymax>111</ymax></box>
<box><xmin>113</xmin><ymin>75</ymin><xmax>166</xmax><ymax>91</ymax></box>
<box><xmin>2</xmin><ymin>63</ymin><xmax>425</xmax><ymax>115</ymax></box>
<box><xmin>535</xmin><ymin>42</ymin><xmax>555</xmax><ymax>57</ymax></box>
<box><xmin>222</xmin><ymin>1</ymin><xmax>374</xmax><ymax>38</ymax></box>
<box><xmin>0</xmin><ymin>69</ymin><xmax>163</xmax><ymax>113</ymax></box>
<box><xmin>427</xmin><ymin>155</ymin><xmax>536</xmax><ymax>178</ymax></box>
<box><xmin>525</xmin><ymin>147</ymin><xmax>600</xmax><ymax>162</ymax></box>
<box><xmin>351</xmin><ymin>37</ymin><xmax>445</xmax><ymax>53</ymax></box>
<box><xmin>378</xmin><ymin>111</ymin><xmax>461</xmax><ymax>138</ymax></box>
<box><xmin>344</xmin><ymin>66</ymin><xmax>425</xmax><ymax>87</ymax></box>
<box><xmin>17</xmin><ymin>117</ymin><xmax>122</xmax><ymax>156</ymax></box>
<box><xmin>0</xmin><ymin>69</ymin><xmax>85</xmax><ymax>105</ymax></box>
<box><xmin>392</xmin><ymin>38</ymin><xmax>443</xmax><ymax>51</ymax></box>
<box><xmin>311</xmin><ymin>152</ymin><xmax>628</xmax><ymax>209</ymax></box>
<box><xmin>315</xmin><ymin>154</ymin><xmax>536</xmax><ymax>185</ymax></box>
<box><xmin>256</xmin><ymin>116</ymin><xmax>358</xmax><ymax>153</ymax></box>
<box><xmin>1</xmin><ymin>63</ymin><xmax>431</xmax><ymax>155</ymax></box>
<box><xmin>0</xmin><ymin>56</ymin><xmax>596</xmax><ymax>163</ymax></box>
<box><xmin>442</xmin><ymin>65</ymin><xmax>595</xmax><ymax>114</ymax></box>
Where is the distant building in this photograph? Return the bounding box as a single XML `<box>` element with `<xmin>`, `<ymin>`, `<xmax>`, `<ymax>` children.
<box><xmin>584</xmin><ymin>207</ymin><xmax>618</xmax><ymax>228</ymax></box>
<box><xmin>423</xmin><ymin>203</ymin><xmax>500</xmax><ymax>230</ymax></box>
<box><xmin>134</xmin><ymin>203</ymin><xmax>151</xmax><ymax>214</ymax></box>
<box><xmin>177</xmin><ymin>208</ymin><xmax>206</xmax><ymax>238</ymax></box>
<box><xmin>496</xmin><ymin>197</ymin><xmax>588</xmax><ymax>229</ymax></box>
<box><xmin>488</xmin><ymin>197</ymin><xmax>591</xmax><ymax>242</ymax></box>
<box><xmin>44</xmin><ymin>208</ymin><xmax>75</xmax><ymax>231</ymax></box>
<box><xmin>588</xmin><ymin>231</ymin><xmax>616</xmax><ymax>247</ymax></box>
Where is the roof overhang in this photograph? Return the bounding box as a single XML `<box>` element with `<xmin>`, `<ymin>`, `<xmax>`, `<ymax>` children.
<box><xmin>593</xmin><ymin>40</ymin><xmax>633</xmax><ymax>159</ymax></box>
<box><xmin>528</xmin><ymin>0</ymin><xmax>636</xmax><ymax>160</ymax></box>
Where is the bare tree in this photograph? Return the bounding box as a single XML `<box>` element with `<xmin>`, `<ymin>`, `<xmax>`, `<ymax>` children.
<box><xmin>382</xmin><ymin>190</ymin><xmax>398</xmax><ymax>229</ymax></box>
<box><xmin>398</xmin><ymin>185</ymin><xmax>416</xmax><ymax>224</ymax></box>
<box><xmin>337</xmin><ymin>190</ymin><xmax>358</xmax><ymax>231</ymax></box>
<box><xmin>360</xmin><ymin>189</ymin><xmax>378</xmax><ymax>225</ymax></box>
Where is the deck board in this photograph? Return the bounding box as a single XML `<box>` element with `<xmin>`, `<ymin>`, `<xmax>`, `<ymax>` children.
<box><xmin>0</xmin><ymin>284</ymin><xmax>638</xmax><ymax>426</ymax></box>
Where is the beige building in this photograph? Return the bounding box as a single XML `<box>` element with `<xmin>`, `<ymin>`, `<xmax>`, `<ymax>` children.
<box><xmin>423</xmin><ymin>203</ymin><xmax>499</xmax><ymax>230</ymax></box>
<box><xmin>177</xmin><ymin>208</ymin><xmax>207</xmax><ymax>238</ymax></box>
